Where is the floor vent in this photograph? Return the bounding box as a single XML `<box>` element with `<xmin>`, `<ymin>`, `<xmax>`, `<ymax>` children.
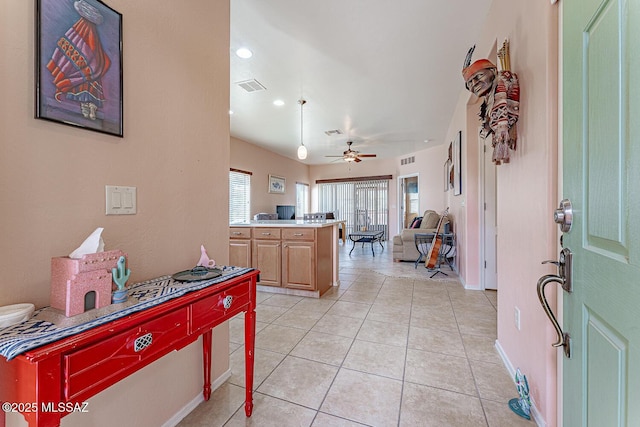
<box><xmin>401</xmin><ymin>156</ymin><xmax>415</xmax><ymax>165</ymax></box>
<box><xmin>236</xmin><ymin>79</ymin><xmax>267</xmax><ymax>93</ymax></box>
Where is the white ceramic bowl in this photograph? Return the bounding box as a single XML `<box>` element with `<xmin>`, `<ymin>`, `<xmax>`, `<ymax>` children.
<box><xmin>0</xmin><ymin>303</ymin><xmax>35</xmax><ymax>328</ymax></box>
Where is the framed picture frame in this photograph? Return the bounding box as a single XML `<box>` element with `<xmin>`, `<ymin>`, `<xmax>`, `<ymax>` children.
<box><xmin>443</xmin><ymin>160</ymin><xmax>450</xmax><ymax>192</ymax></box>
<box><xmin>453</xmin><ymin>131</ymin><xmax>462</xmax><ymax>195</ymax></box>
<box><xmin>268</xmin><ymin>175</ymin><xmax>286</xmax><ymax>194</ymax></box>
<box><xmin>36</xmin><ymin>0</ymin><xmax>123</xmax><ymax>137</ymax></box>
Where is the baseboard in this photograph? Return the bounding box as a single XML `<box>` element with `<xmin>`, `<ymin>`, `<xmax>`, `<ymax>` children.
<box><xmin>458</xmin><ymin>272</ymin><xmax>475</xmax><ymax>290</ymax></box>
<box><xmin>494</xmin><ymin>340</ymin><xmax>546</xmax><ymax>427</ymax></box>
<box><xmin>161</xmin><ymin>369</ymin><xmax>232</xmax><ymax>427</ymax></box>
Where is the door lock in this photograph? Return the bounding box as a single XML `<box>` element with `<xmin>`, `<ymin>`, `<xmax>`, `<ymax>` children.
<box><xmin>554</xmin><ymin>199</ymin><xmax>573</xmax><ymax>233</ymax></box>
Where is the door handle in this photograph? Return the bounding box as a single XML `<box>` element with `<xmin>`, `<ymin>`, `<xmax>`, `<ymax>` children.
<box><xmin>541</xmin><ymin>247</ymin><xmax>572</xmax><ymax>292</ymax></box>
<box><xmin>537</xmin><ymin>274</ymin><xmax>571</xmax><ymax>358</ymax></box>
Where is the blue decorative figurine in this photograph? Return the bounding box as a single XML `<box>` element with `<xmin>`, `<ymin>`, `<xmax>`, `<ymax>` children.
<box><xmin>111</xmin><ymin>255</ymin><xmax>131</xmax><ymax>304</ymax></box>
<box><xmin>508</xmin><ymin>368</ymin><xmax>531</xmax><ymax>420</ymax></box>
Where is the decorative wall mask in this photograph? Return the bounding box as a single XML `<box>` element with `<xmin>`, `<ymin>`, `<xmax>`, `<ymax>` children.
<box><xmin>462</xmin><ymin>41</ymin><xmax>520</xmax><ymax>165</ymax></box>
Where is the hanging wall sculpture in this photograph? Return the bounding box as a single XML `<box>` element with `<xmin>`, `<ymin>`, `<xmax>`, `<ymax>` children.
<box><xmin>462</xmin><ymin>41</ymin><xmax>519</xmax><ymax>165</ymax></box>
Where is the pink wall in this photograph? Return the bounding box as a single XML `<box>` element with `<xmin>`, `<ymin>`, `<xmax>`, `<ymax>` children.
<box><xmin>395</xmin><ymin>144</ymin><xmax>448</xmax><ymax>220</ymax></box>
<box><xmin>1</xmin><ymin>1</ymin><xmax>231</xmax><ymax>426</ymax></box>
<box><xmin>231</xmin><ymin>137</ymin><xmax>310</xmax><ymax>216</ymax></box>
<box><xmin>444</xmin><ymin>1</ymin><xmax>560</xmax><ymax>424</ymax></box>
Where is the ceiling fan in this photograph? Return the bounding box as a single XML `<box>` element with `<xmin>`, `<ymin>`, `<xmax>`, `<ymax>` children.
<box><xmin>325</xmin><ymin>141</ymin><xmax>377</xmax><ymax>163</ymax></box>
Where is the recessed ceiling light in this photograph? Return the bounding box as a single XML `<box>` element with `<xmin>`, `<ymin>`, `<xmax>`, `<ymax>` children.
<box><xmin>273</xmin><ymin>100</ymin><xmax>285</xmax><ymax>106</ymax></box>
<box><xmin>228</xmin><ymin>110</ymin><xmax>234</xmax><ymax>115</ymax></box>
<box><xmin>235</xmin><ymin>48</ymin><xmax>253</xmax><ymax>59</ymax></box>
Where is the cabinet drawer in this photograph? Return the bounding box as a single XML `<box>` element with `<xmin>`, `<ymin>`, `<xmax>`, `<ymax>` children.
<box><xmin>191</xmin><ymin>281</ymin><xmax>251</xmax><ymax>333</ymax></box>
<box><xmin>229</xmin><ymin>227</ymin><xmax>251</xmax><ymax>239</ymax></box>
<box><xmin>63</xmin><ymin>308</ymin><xmax>189</xmax><ymax>401</ymax></box>
<box><xmin>282</xmin><ymin>228</ymin><xmax>315</xmax><ymax>240</ymax></box>
<box><xmin>254</xmin><ymin>228</ymin><xmax>281</xmax><ymax>239</ymax></box>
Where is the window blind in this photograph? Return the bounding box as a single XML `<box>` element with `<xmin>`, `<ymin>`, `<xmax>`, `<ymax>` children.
<box><xmin>296</xmin><ymin>182</ymin><xmax>309</xmax><ymax>219</ymax></box>
<box><xmin>229</xmin><ymin>169</ymin><xmax>251</xmax><ymax>224</ymax></box>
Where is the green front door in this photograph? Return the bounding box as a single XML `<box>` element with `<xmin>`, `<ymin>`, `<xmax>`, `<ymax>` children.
<box><xmin>562</xmin><ymin>0</ymin><xmax>640</xmax><ymax>425</ymax></box>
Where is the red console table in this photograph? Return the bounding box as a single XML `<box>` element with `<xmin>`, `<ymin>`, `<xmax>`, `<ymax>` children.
<box><xmin>0</xmin><ymin>270</ymin><xmax>258</xmax><ymax>427</ymax></box>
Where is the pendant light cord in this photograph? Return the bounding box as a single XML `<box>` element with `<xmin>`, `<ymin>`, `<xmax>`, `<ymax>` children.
<box><xmin>297</xmin><ymin>99</ymin><xmax>307</xmax><ymax>160</ymax></box>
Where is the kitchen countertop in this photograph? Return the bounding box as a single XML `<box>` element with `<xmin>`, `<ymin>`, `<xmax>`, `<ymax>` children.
<box><xmin>230</xmin><ymin>220</ymin><xmax>343</xmax><ymax>228</ymax></box>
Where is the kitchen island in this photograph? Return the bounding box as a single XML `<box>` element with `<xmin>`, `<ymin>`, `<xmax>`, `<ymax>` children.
<box><xmin>229</xmin><ymin>220</ymin><xmax>343</xmax><ymax>297</ymax></box>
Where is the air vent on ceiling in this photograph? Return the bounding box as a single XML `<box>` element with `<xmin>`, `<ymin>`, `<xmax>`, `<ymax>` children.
<box><xmin>324</xmin><ymin>129</ymin><xmax>343</xmax><ymax>136</ymax></box>
<box><xmin>236</xmin><ymin>79</ymin><xmax>267</xmax><ymax>93</ymax></box>
<box><xmin>401</xmin><ymin>156</ymin><xmax>415</xmax><ymax>165</ymax></box>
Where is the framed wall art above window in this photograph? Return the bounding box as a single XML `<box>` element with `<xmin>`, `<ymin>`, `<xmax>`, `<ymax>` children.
<box><xmin>36</xmin><ymin>0</ymin><xmax>123</xmax><ymax>137</ymax></box>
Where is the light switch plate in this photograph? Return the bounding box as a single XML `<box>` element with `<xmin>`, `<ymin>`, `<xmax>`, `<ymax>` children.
<box><xmin>106</xmin><ymin>185</ymin><xmax>137</xmax><ymax>215</ymax></box>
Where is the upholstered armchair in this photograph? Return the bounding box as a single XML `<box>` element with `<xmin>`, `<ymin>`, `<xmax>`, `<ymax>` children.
<box><xmin>392</xmin><ymin>210</ymin><xmax>451</xmax><ymax>262</ymax></box>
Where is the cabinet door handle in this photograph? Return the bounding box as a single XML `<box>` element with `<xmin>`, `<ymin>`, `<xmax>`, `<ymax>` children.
<box><xmin>293</xmin><ymin>233</ymin><xmax>303</xmax><ymax>236</ymax></box>
<box><xmin>134</xmin><ymin>333</ymin><xmax>153</xmax><ymax>352</ymax></box>
<box><xmin>232</xmin><ymin>231</ymin><xmax>242</xmax><ymax>235</ymax></box>
<box><xmin>261</xmin><ymin>232</ymin><xmax>271</xmax><ymax>235</ymax></box>
<box><xmin>222</xmin><ymin>295</ymin><xmax>233</xmax><ymax>309</ymax></box>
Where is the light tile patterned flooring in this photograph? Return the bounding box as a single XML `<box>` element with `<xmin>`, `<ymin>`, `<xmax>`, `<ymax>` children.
<box><xmin>177</xmin><ymin>241</ymin><xmax>533</xmax><ymax>426</ymax></box>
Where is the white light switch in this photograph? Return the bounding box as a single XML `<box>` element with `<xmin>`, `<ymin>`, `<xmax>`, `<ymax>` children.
<box><xmin>106</xmin><ymin>185</ymin><xmax>137</xmax><ymax>215</ymax></box>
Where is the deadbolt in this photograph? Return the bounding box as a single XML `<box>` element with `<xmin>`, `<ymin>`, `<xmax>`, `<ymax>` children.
<box><xmin>554</xmin><ymin>199</ymin><xmax>573</xmax><ymax>233</ymax></box>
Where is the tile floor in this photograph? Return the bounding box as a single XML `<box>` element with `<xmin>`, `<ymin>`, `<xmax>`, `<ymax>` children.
<box><xmin>177</xmin><ymin>241</ymin><xmax>533</xmax><ymax>426</ymax></box>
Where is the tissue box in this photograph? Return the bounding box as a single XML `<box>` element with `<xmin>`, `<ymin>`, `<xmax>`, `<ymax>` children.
<box><xmin>50</xmin><ymin>250</ymin><xmax>125</xmax><ymax>317</ymax></box>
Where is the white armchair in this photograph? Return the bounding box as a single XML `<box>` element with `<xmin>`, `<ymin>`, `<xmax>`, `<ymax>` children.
<box><xmin>392</xmin><ymin>210</ymin><xmax>451</xmax><ymax>262</ymax></box>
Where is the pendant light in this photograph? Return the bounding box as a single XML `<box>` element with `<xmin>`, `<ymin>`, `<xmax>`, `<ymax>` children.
<box><xmin>297</xmin><ymin>99</ymin><xmax>308</xmax><ymax>160</ymax></box>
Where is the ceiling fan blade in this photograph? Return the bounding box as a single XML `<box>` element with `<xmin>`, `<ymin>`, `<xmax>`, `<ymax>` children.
<box><xmin>325</xmin><ymin>155</ymin><xmax>345</xmax><ymax>157</ymax></box>
<box><xmin>354</xmin><ymin>157</ymin><xmax>362</xmax><ymax>163</ymax></box>
<box><xmin>358</xmin><ymin>154</ymin><xmax>377</xmax><ymax>157</ymax></box>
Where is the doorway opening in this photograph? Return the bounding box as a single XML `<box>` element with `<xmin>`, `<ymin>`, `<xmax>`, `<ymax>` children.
<box><xmin>398</xmin><ymin>174</ymin><xmax>420</xmax><ymax>232</ymax></box>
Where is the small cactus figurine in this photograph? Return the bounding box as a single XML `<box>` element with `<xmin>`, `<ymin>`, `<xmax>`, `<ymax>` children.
<box><xmin>111</xmin><ymin>256</ymin><xmax>131</xmax><ymax>303</ymax></box>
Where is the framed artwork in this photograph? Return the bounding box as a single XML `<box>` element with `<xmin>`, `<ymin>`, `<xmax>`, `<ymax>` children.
<box><xmin>268</xmin><ymin>175</ymin><xmax>286</xmax><ymax>194</ymax></box>
<box><xmin>443</xmin><ymin>160</ymin><xmax>450</xmax><ymax>192</ymax></box>
<box><xmin>36</xmin><ymin>0</ymin><xmax>123</xmax><ymax>137</ymax></box>
<box><xmin>453</xmin><ymin>131</ymin><xmax>462</xmax><ymax>195</ymax></box>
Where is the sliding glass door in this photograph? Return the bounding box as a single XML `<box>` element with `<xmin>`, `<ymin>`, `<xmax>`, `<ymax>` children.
<box><xmin>318</xmin><ymin>178</ymin><xmax>389</xmax><ymax>240</ymax></box>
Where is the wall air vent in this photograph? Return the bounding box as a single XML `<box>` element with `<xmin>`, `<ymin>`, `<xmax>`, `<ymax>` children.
<box><xmin>324</xmin><ymin>129</ymin><xmax>343</xmax><ymax>136</ymax></box>
<box><xmin>401</xmin><ymin>156</ymin><xmax>415</xmax><ymax>165</ymax></box>
<box><xmin>236</xmin><ymin>79</ymin><xmax>267</xmax><ymax>93</ymax></box>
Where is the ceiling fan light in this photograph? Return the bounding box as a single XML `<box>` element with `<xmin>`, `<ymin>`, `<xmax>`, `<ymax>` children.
<box><xmin>297</xmin><ymin>144</ymin><xmax>308</xmax><ymax>160</ymax></box>
<box><xmin>344</xmin><ymin>156</ymin><xmax>355</xmax><ymax>162</ymax></box>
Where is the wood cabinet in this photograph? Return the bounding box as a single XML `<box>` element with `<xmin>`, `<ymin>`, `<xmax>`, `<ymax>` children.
<box><xmin>252</xmin><ymin>239</ymin><xmax>281</xmax><ymax>287</ymax></box>
<box><xmin>282</xmin><ymin>237</ymin><xmax>315</xmax><ymax>291</ymax></box>
<box><xmin>229</xmin><ymin>224</ymin><xmax>335</xmax><ymax>297</ymax></box>
<box><xmin>229</xmin><ymin>228</ymin><xmax>251</xmax><ymax>267</ymax></box>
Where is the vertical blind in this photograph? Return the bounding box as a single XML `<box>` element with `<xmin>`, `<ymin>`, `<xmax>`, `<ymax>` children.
<box><xmin>229</xmin><ymin>169</ymin><xmax>251</xmax><ymax>223</ymax></box>
<box><xmin>318</xmin><ymin>179</ymin><xmax>389</xmax><ymax>240</ymax></box>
